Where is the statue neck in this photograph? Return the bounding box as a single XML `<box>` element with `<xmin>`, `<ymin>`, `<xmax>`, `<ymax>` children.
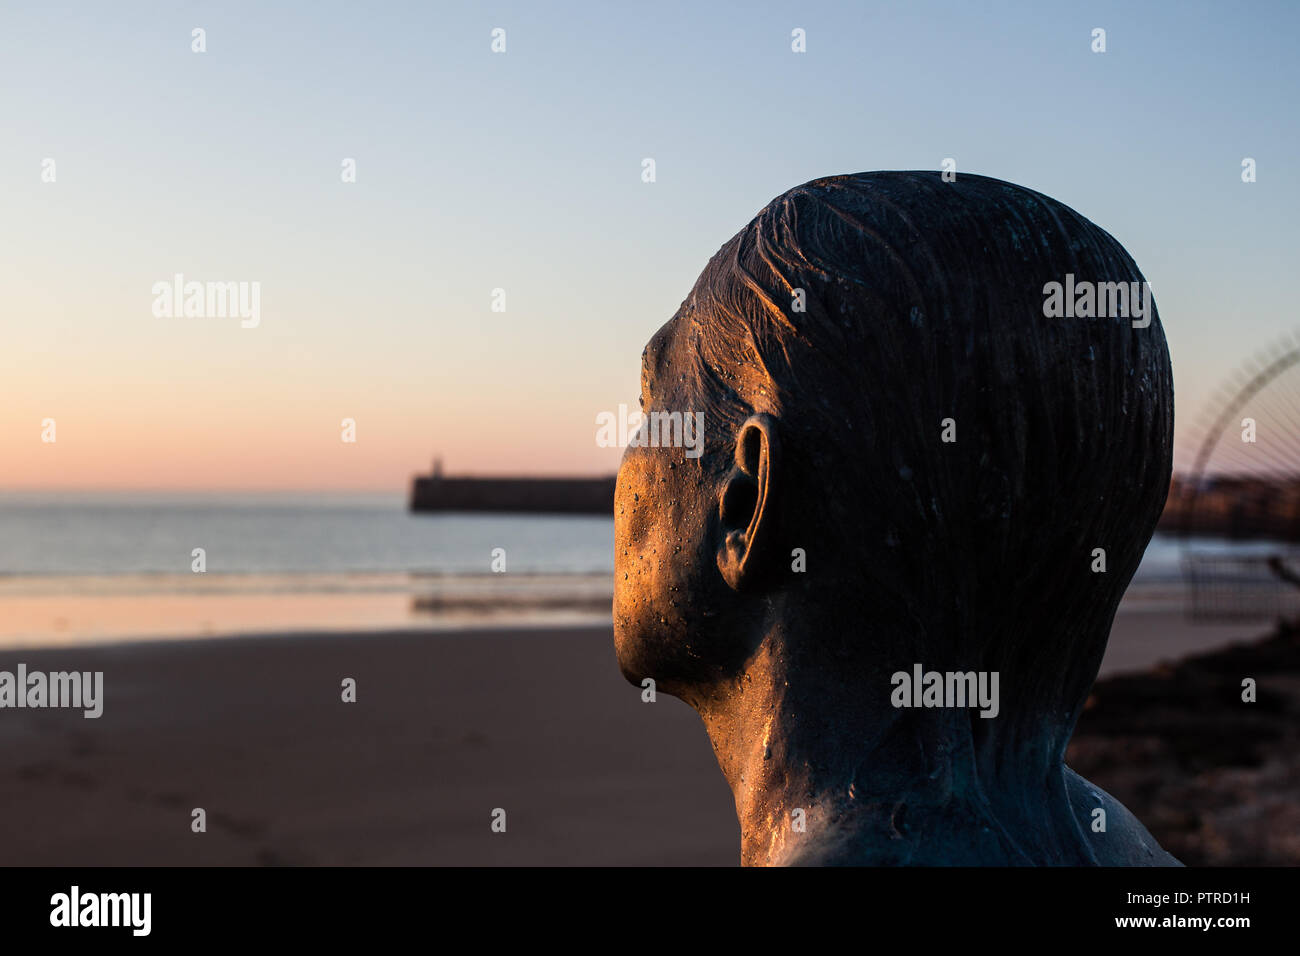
<box><xmin>692</xmin><ymin>628</ymin><xmax>1088</xmax><ymax>866</ymax></box>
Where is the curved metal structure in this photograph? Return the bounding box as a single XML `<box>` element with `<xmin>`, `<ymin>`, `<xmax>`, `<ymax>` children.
<box><xmin>1177</xmin><ymin>331</ymin><xmax>1300</xmax><ymax>620</ymax></box>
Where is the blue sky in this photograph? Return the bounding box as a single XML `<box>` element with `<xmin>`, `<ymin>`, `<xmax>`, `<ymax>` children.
<box><xmin>1</xmin><ymin>0</ymin><xmax>1296</xmax><ymax>487</ymax></box>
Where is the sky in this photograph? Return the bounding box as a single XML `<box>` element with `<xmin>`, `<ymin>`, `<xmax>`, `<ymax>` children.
<box><xmin>2</xmin><ymin>0</ymin><xmax>1297</xmax><ymax>491</ymax></box>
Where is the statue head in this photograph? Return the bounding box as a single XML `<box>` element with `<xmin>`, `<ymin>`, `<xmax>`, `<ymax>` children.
<box><xmin>613</xmin><ymin>171</ymin><xmax>1176</xmax><ymax>865</ymax></box>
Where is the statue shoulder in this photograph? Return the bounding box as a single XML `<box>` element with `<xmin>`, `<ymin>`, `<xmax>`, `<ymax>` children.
<box><xmin>1064</xmin><ymin>767</ymin><xmax>1183</xmax><ymax>866</ymax></box>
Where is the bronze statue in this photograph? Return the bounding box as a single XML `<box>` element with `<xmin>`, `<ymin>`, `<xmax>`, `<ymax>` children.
<box><xmin>613</xmin><ymin>171</ymin><xmax>1180</xmax><ymax>866</ymax></box>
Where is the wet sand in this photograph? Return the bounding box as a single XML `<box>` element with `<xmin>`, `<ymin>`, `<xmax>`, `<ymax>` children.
<box><xmin>0</xmin><ymin>626</ymin><xmax>737</xmax><ymax>866</ymax></box>
<box><xmin>0</xmin><ymin>598</ymin><xmax>1270</xmax><ymax>866</ymax></box>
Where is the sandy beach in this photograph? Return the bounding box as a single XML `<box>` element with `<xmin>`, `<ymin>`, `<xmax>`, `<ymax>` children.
<box><xmin>0</xmin><ymin>626</ymin><xmax>737</xmax><ymax>866</ymax></box>
<box><xmin>0</xmin><ymin>595</ymin><xmax>1274</xmax><ymax>866</ymax></box>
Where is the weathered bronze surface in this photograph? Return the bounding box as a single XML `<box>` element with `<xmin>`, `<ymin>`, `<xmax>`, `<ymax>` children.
<box><xmin>613</xmin><ymin>171</ymin><xmax>1180</xmax><ymax>866</ymax></box>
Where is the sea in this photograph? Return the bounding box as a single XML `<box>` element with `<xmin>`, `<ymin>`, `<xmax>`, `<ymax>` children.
<box><xmin>0</xmin><ymin>491</ymin><xmax>1288</xmax><ymax>648</ymax></box>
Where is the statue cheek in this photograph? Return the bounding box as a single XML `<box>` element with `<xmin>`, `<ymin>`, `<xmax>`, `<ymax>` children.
<box><xmin>614</xmin><ymin>453</ymin><xmax>664</xmax><ymax>550</ymax></box>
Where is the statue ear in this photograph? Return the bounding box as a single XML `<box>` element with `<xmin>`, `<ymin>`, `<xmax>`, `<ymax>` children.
<box><xmin>716</xmin><ymin>414</ymin><xmax>780</xmax><ymax>591</ymax></box>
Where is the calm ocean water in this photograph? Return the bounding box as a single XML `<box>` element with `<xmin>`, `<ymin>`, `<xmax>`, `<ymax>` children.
<box><xmin>0</xmin><ymin>492</ymin><xmax>616</xmax><ymax>645</ymax></box>
<box><xmin>0</xmin><ymin>491</ymin><xmax>613</xmax><ymax>576</ymax></box>
<box><xmin>0</xmin><ymin>491</ymin><xmax>1283</xmax><ymax>647</ymax></box>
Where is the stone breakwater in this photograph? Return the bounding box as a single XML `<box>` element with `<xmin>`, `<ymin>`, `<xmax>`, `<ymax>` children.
<box><xmin>409</xmin><ymin>474</ymin><xmax>616</xmax><ymax>515</ymax></box>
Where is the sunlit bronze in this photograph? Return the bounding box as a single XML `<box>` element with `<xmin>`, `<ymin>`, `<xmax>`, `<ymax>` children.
<box><xmin>613</xmin><ymin>171</ymin><xmax>1181</xmax><ymax>866</ymax></box>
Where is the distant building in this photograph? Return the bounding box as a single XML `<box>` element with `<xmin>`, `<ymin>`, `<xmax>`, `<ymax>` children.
<box><xmin>410</xmin><ymin>460</ymin><xmax>615</xmax><ymax>515</ymax></box>
<box><xmin>1161</xmin><ymin>474</ymin><xmax>1300</xmax><ymax>540</ymax></box>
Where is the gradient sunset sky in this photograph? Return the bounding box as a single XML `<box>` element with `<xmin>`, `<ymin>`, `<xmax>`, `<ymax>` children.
<box><xmin>3</xmin><ymin>0</ymin><xmax>1297</xmax><ymax>491</ymax></box>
